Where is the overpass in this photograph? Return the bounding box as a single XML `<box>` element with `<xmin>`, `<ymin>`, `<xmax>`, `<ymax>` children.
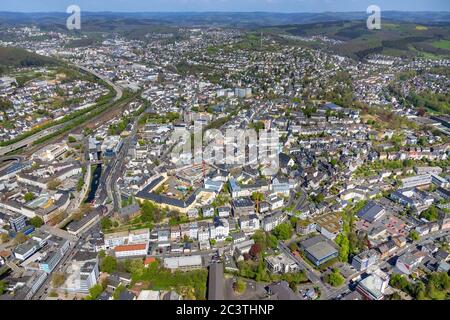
<box><xmin>0</xmin><ymin>155</ymin><xmax>25</xmax><ymax>172</ymax></box>
<box><xmin>0</xmin><ymin>65</ymin><xmax>123</xmax><ymax>157</ymax></box>
<box><xmin>0</xmin><ymin>126</ymin><xmax>65</xmax><ymax>157</ymax></box>
<box><xmin>0</xmin><ymin>155</ymin><xmax>24</xmax><ymax>163</ymax></box>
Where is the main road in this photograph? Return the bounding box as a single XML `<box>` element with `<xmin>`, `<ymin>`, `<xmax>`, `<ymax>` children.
<box><xmin>75</xmin><ymin>64</ymin><xmax>123</xmax><ymax>102</ymax></box>
<box><xmin>0</xmin><ymin>65</ymin><xmax>123</xmax><ymax>157</ymax></box>
<box><xmin>105</xmin><ymin>109</ymin><xmax>143</xmax><ymax>211</ymax></box>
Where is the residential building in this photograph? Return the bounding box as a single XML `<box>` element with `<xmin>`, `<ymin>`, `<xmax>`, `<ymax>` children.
<box><xmin>79</xmin><ymin>260</ymin><xmax>99</xmax><ymax>292</ymax></box>
<box><xmin>13</xmin><ymin>240</ymin><xmax>40</xmax><ymax>261</ymax></box>
<box><xmin>114</xmin><ymin>243</ymin><xmax>148</xmax><ymax>259</ymax></box>
<box><xmin>217</xmin><ymin>206</ymin><xmax>231</xmax><ymax>218</ymax></box>
<box><xmin>357</xmin><ymin>201</ymin><xmax>386</xmax><ymax>223</ymax></box>
<box><xmin>261</xmin><ymin>211</ymin><xmax>285</xmax><ymax>232</ymax></box>
<box><xmin>401</xmin><ymin>174</ymin><xmax>432</xmax><ymax>189</ymax></box>
<box><xmin>265</xmin><ymin>253</ymin><xmax>298</xmax><ymax>274</ymax></box>
<box><xmin>163</xmin><ymin>255</ymin><xmax>203</xmax><ymax>271</ymax></box>
<box><xmin>395</xmin><ymin>251</ymin><xmax>426</xmax><ymax>275</ymax></box>
<box><xmin>356</xmin><ymin>269</ymin><xmax>389</xmax><ymax>300</ymax></box>
<box><xmin>239</xmin><ymin>214</ymin><xmax>260</xmax><ymax>234</ymax></box>
<box><xmin>352</xmin><ymin>249</ymin><xmax>380</xmax><ymax>271</ymax></box>
<box><xmin>9</xmin><ymin>213</ymin><xmax>27</xmax><ymax>232</ymax></box>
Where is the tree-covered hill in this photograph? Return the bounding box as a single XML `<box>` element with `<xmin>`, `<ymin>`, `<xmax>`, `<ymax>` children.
<box><xmin>0</xmin><ymin>46</ymin><xmax>57</xmax><ymax>75</ymax></box>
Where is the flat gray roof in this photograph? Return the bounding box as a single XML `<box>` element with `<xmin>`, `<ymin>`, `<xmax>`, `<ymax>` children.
<box><xmin>306</xmin><ymin>242</ymin><xmax>338</xmax><ymax>261</ymax></box>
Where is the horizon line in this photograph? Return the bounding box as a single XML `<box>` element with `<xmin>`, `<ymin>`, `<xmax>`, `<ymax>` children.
<box><xmin>1</xmin><ymin>10</ymin><xmax>450</xmax><ymax>14</ymax></box>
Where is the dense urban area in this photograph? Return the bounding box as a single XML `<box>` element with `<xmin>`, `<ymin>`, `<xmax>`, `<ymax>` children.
<box><xmin>0</xmin><ymin>12</ymin><xmax>449</xmax><ymax>301</ymax></box>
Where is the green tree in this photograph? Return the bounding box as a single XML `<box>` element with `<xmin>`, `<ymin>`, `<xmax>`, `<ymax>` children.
<box><xmin>86</xmin><ymin>284</ymin><xmax>104</xmax><ymax>300</ymax></box>
<box><xmin>289</xmin><ymin>216</ymin><xmax>298</xmax><ymax>228</ymax></box>
<box><xmin>76</xmin><ymin>177</ymin><xmax>84</xmax><ymax>192</ymax></box>
<box><xmin>113</xmin><ymin>284</ymin><xmax>125</xmax><ymax>300</ymax></box>
<box><xmin>0</xmin><ymin>233</ymin><xmax>9</xmax><ymax>244</ymax></box>
<box><xmin>249</xmin><ymin>121</ymin><xmax>265</xmax><ymax>132</ymax></box>
<box><xmin>141</xmin><ymin>200</ymin><xmax>156</xmax><ymax>223</ymax></box>
<box><xmin>255</xmin><ymin>259</ymin><xmax>270</xmax><ymax>282</ymax></box>
<box><xmin>408</xmin><ymin>230</ymin><xmax>420</xmax><ymax>241</ymax></box>
<box><xmin>420</xmin><ymin>206</ymin><xmax>439</xmax><ymax>222</ymax></box>
<box><xmin>100</xmin><ymin>256</ymin><xmax>117</xmax><ymax>274</ymax></box>
<box><xmin>427</xmin><ymin>272</ymin><xmax>450</xmax><ymax>298</ymax></box>
<box><xmin>389</xmin><ymin>292</ymin><xmax>403</xmax><ymax>300</ymax></box>
<box><xmin>100</xmin><ymin>217</ymin><xmax>113</xmax><ymax>231</ymax></box>
<box><xmin>233</xmin><ymin>279</ymin><xmax>246</xmax><ymax>294</ymax></box>
<box><xmin>266</xmin><ymin>234</ymin><xmax>279</xmax><ymax>249</ymax></box>
<box><xmin>273</xmin><ymin>223</ymin><xmax>293</xmax><ymax>240</ymax></box>
<box><xmin>288</xmin><ymin>242</ymin><xmax>299</xmax><ymax>252</ymax></box>
<box><xmin>29</xmin><ymin>216</ymin><xmax>44</xmax><ymax>228</ymax></box>
<box><xmin>412</xmin><ymin>281</ymin><xmax>426</xmax><ymax>299</ymax></box>
<box><xmin>24</xmin><ymin>192</ymin><xmax>36</xmax><ymax>202</ymax></box>
<box><xmin>252</xmin><ymin>230</ymin><xmax>268</xmax><ymax>252</ymax></box>
<box><xmin>324</xmin><ymin>269</ymin><xmax>345</xmax><ymax>287</ymax></box>
<box><xmin>390</xmin><ymin>274</ymin><xmax>409</xmax><ymax>290</ymax></box>
<box><xmin>125</xmin><ymin>259</ymin><xmax>145</xmax><ymax>277</ymax></box>
<box><xmin>310</xmin><ymin>193</ymin><xmax>325</xmax><ymax>204</ymax></box>
<box><xmin>14</xmin><ymin>232</ymin><xmax>28</xmax><ymax>245</ymax></box>
<box><xmin>251</xmin><ymin>192</ymin><xmax>264</xmax><ymax>212</ymax></box>
<box><xmin>253</xmin><ymin>230</ymin><xmax>278</xmax><ymax>251</ymax></box>
<box><xmin>133</xmin><ymin>259</ymin><xmax>208</xmax><ymax>298</ymax></box>
<box><xmin>335</xmin><ymin>233</ymin><xmax>350</xmax><ymax>262</ymax></box>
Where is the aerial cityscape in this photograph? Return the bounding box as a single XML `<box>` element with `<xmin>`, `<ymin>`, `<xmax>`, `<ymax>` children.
<box><xmin>0</xmin><ymin>0</ymin><xmax>449</xmax><ymax>303</ymax></box>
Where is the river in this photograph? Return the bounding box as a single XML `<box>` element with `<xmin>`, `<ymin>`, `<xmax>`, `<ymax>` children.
<box><xmin>84</xmin><ymin>164</ymin><xmax>102</xmax><ymax>204</ymax></box>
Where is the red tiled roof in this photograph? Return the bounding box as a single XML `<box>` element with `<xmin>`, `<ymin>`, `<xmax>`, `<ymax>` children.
<box><xmin>114</xmin><ymin>244</ymin><xmax>147</xmax><ymax>252</ymax></box>
<box><xmin>0</xmin><ymin>250</ymin><xmax>11</xmax><ymax>258</ymax></box>
<box><xmin>144</xmin><ymin>257</ymin><xmax>156</xmax><ymax>265</ymax></box>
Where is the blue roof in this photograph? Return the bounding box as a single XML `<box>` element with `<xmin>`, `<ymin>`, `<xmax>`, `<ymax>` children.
<box><xmin>357</xmin><ymin>201</ymin><xmax>385</xmax><ymax>223</ymax></box>
<box><xmin>228</xmin><ymin>178</ymin><xmax>241</xmax><ymax>192</ymax></box>
<box><xmin>204</xmin><ymin>179</ymin><xmax>223</xmax><ymax>191</ymax></box>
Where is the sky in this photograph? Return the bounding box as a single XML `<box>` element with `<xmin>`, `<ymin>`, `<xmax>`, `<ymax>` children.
<box><xmin>0</xmin><ymin>0</ymin><xmax>449</xmax><ymax>13</ymax></box>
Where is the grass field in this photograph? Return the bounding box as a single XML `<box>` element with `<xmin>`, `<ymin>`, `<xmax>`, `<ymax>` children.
<box><xmin>432</xmin><ymin>39</ymin><xmax>450</xmax><ymax>50</ymax></box>
<box><xmin>415</xmin><ymin>25</ymin><xmax>429</xmax><ymax>31</ymax></box>
<box><xmin>383</xmin><ymin>23</ymin><xmax>399</xmax><ymax>29</ymax></box>
<box><xmin>408</xmin><ymin>45</ymin><xmax>443</xmax><ymax>60</ymax></box>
